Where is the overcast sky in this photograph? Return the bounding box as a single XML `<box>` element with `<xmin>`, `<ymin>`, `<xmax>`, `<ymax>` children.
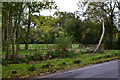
<box><xmin>40</xmin><ymin>0</ymin><xmax>79</xmax><ymax>16</ymax></box>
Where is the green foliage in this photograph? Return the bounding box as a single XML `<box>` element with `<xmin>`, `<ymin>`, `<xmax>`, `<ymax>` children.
<box><xmin>42</xmin><ymin>63</ymin><xmax>54</xmax><ymax>68</ymax></box>
<box><xmin>25</xmin><ymin>54</ymin><xmax>44</xmax><ymax>61</ymax></box>
<box><xmin>62</xmin><ymin>62</ymin><xmax>66</xmax><ymax>65</ymax></box>
<box><xmin>12</xmin><ymin>70</ymin><xmax>17</xmax><ymax>74</ymax></box>
<box><xmin>63</xmin><ymin>15</ymin><xmax>82</xmax><ymax>43</ymax></box>
<box><xmin>65</xmin><ymin>50</ymin><xmax>78</xmax><ymax>58</ymax></box>
<box><xmin>18</xmin><ymin>58</ymin><xmax>28</xmax><ymax>63</ymax></box>
<box><xmin>48</xmin><ymin>50</ymin><xmax>79</xmax><ymax>58</ymax></box>
<box><xmin>91</xmin><ymin>52</ymin><xmax>119</xmax><ymax>60</ymax></box>
<box><xmin>55</xmin><ymin>35</ymin><xmax>71</xmax><ymax>50</ymax></box>
<box><xmin>2</xmin><ymin>50</ymin><xmax>120</xmax><ymax>78</ymax></box>
<box><xmin>47</xmin><ymin>50</ymin><xmax>60</xmax><ymax>58</ymax></box>
<box><xmin>2</xmin><ymin>58</ymin><xmax>8</xmax><ymax>65</ymax></box>
<box><xmin>73</xmin><ymin>60</ymin><xmax>81</xmax><ymax>64</ymax></box>
<box><xmin>82</xmin><ymin>21</ymin><xmax>101</xmax><ymax>44</ymax></box>
<box><xmin>78</xmin><ymin>51</ymin><xmax>86</xmax><ymax>54</ymax></box>
<box><xmin>54</xmin><ymin>11</ymin><xmax>77</xmax><ymax>27</ymax></box>
<box><xmin>114</xmin><ymin>53</ymin><xmax>120</xmax><ymax>56</ymax></box>
<box><xmin>91</xmin><ymin>56</ymin><xmax>102</xmax><ymax>60</ymax></box>
<box><xmin>27</xmin><ymin>66</ymin><xmax>36</xmax><ymax>72</ymax></box>
<box><xmin>31</xmin><ymin>15</ymin><xmax>60</xmax><ymax>44</ymax></box>
<box><xmin>13</xmin><ymin>59</ymin><xmax>23</xmax><ymax>64</ymax></box>
<box><xmin>62</xmin><ymin>12</ymin><xmax>101</xmax><ymax>44</ymax></box>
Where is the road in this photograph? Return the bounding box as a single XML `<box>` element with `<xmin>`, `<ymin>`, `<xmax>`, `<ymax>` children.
<box><xmin>36</xmin><ymin>60</ymin><xmax>119</xmax><ymax>79</ymax></box>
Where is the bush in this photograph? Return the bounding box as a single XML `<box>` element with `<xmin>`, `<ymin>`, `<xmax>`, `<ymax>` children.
<box><xmin>42</xmin><ymin>63</ymin><xmax>54</xmax><ymax>68</ymax></box>
<box><xmin>25</xmin><ymin>55</ymin><xmax>34</xmax><ymax>61</ymax></box>
<box><xmin>78</xmin><ymin>51</ymin><xmax>86</xmax><ymax>54</ymax></box>
<box><xmin>12</xmin><ymin>70</ymin><xmax>17</xmax><ymax>74</ymax></box>
<box><xmin>73</xmin><ymin>60</ymin><xmax>81</xmax><ymax>64</ymax></box>
<box><xmin>2</xmin><ymin>58</ymin><xmax>8</xmax><ymax>65</ymax></box>
<box><xmin>25</xmin><ymin>54</ymin><xmax>44</xmax><ymax>61</ymax></box>
<box><xmin>19</xmin><ymin>58</ymin><xmax>28</xmax><ymax>63</ymax></box>
<box><xmin>91</xmin><ymin>54</ymin><xmax>115</xmax><ymax>60</ymax></box>
<box><xmin>91</xmin><ymin>55</ymin><xmax>103</xmax><ymax>60</ymax></box>
<box><xmin>65</xmin><ymin>50</ymin><xmax>78</xmax><ymax>58</ymax></box>
<box><xmin>12</xmin><ymin>58</ymin><xmax>29</xmax><ymax>64</ymax></box>
<box><xmin>48</xmin><ymin>50</ymin><xmax>79</xmax><ymax>58</ymax></box>
<box><xmin>105</xmin><ymin>54</ymin><xmax>112</xmax><ymax>58</ymax></box>
<box><xmin>47</xmin><ymin>50</ymin><xmax>59</xmax><ymax>58</ymax></box>
<box><xmin>27</xmin><ymin>66</ymin><xmax>36</xmax><ymax>72</ymax></box>
<box><xmin>113</xmin><ymin>53</ymin><xmax>120</xmax><ymax>56</ymax></box>
<box><xmin>59</xmin><ymin>62</ymin><xmax>66</xmax><ymax>66</ymax></box>
<box><xmin>13</xmin><ymin>59</ymin><xmax>23</xmax><ymax>64</ymax></box>
<box><xmin>55</xmin><ymin>35</ymin><xmax>71</xmax><ymax>51</ymax></box>
<box><xmin>62</xmin><ymin>62</ymin><xmax>66</xmax><ymax>65</ymax></box>
<box><xmin>48</xmin><ymin>50</ymin><xmax>67</xmax><ymax>58</ymax></box>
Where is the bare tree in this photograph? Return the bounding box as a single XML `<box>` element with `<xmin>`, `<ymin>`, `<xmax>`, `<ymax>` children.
<box><xmin>94</xmin><ymin>19</ymin><xmax>105</xmax><ymax>53</ymax></box>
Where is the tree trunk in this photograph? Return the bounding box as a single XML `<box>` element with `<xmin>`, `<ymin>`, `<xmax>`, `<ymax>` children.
<box><xmin>25</xmin><ymin>6</ymin><xmax>30</xmax><ymax>49</ymax></box>
<box><xmin>5</xmin><ymin>25</ymin><xmax>10</xmax><ymax>60</ymax></box>
<box><xmin>79</xmin><ymin>44</ymin><xmax>81</xmax><ymax>48</ymax></box>
<box><xmin>71</xmin><ymin>41</ymin><xmax>72</xmax><ymax>51</ymax></box>
<box><xmin>11</xmin><ymin>28</ymin><xmax>16</xmax><ymax>60</ymax></box>
<box><xmin>5</xmin><ymin>11</ymin><xmax>11</xmax><ymax>60</ymax></box>
<box><xmin>16</xmin><ymin>4</ymin><xmax>22</xmax><ymax>57</ymax></box>
<box><xmin>2</xmin><ymin>9</ymin><xmax>5</xmax><ymax>51</ymax></box>
<box><xmin>4</xmin><ymin>22</ymin><xmax>10</xmax><ymax>60</ymax></box>
<box><xmin>118</xmin><ymin>31</ymin><xmax>120</xmax><ymax>49</ymax></box>
<box><xmin>94</xmin><ymin>20</ymin><xmax>105</xmax><ymax>53</ymax></box>
<box><xmin>10</xmin><ymin>13</ymin><xmax>17</xmax><ymax>60</ymax></box>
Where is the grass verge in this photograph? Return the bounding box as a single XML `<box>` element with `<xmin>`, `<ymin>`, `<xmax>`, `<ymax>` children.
<box><xmin>2</xmin><ymin>50</ymin><xmax>120</xmax><ymax>78</ymax></box>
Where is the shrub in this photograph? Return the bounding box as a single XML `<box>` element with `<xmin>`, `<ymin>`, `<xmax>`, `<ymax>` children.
<box><xmin>113</xmin><ymin>53</ymin><xmax>120</xmax><ymax>56</ymax></box>
<box><xmin>59</xmin><ymin>62</ymin><xmax>66</xmax><ymax>66</ymax></box>
<box><xmin>79</xmin><ymin>51</ymin><xmax>86</xmax><ymax>54</ymax></box>
<box><xmin>13</xmin><ymin>60</ymin><xmax>22</xmax><ymax>64</ymax></box>
<box><xmin>65</xmin><ymin>50</ymin><xmax>78</xmax><ymax>58</ymax></box>
<box><xmin>19</xmin><ymin>58</ymin><xmax>28</xmax><ymax>63</ymax></box>
<box><xmin>105</xmin><ymin>54</ymin><xmax>112</xmax><ymax>58</ymax></box>
<box><xmin>2</xmin><ymin>58</ymin><xmax>27</xmax><ymax>65</ymax></box>
<box><xmin>42</xmin><ymin>63</ymin><xmax>54</xmax><ymax>68</ymax></box>
<box><xmin>92</xmin><ymin>56</ymin><xmax>102</xmax><ymax>60</ymax></box>
<box><xmin>73</xmin><ymin>60</ymin><xmax>81</xmax><ymax>64</ymax></box>
<box><xmin>34</xmin><ymin>54</ymin><xmax>44</xmax><ymax>61</ymax></box>
<box><xmin>27</xmin><ymin>66</ymin><xmax>36</xmax><ymax>72</ymax></box>
<box><xmin>25</xmin><ymin>54</ymin><xmax>44</xmax><ymax>61</ymax></box>
<box><xmin>48</xmin><ymin>50</ymin><xmax>79</xmax><ymax>58</ymax></box>
<box><xmin>47</xmin><ymin>50</ymin><xmax>59</xmax><ymax>58</ymax></box>
<box><xmin>13</xmin><ymin>58</ymin><xmax>28</xmax><ymax>64</ymax></box>
<box><xmin>55</xmin><ymin>35</ymin><xmax>71</xmax><ymax>50</ymax></box>
<box><xmin>12</xmin><ymin>70</ymin><xmax>17</xmax><ymax>74</ymax></box>
<box><xmin>25</xmin><ymin>55</ymin><xmax>34</xmax><ymax>61</ymax></box>
<box><xmin>48</xmin><ymin>50</ymin><xmax>67</xmax><ymax>58</ymax></box>
<box><xmin>2</xmin><ymin>58</ymin><xmax>8</xmax><ymax>65</ymax></box>
<box><xmin>62</xmin><ymin>62</ymin><xmax>66</xmax><ymax>65</ymax></box>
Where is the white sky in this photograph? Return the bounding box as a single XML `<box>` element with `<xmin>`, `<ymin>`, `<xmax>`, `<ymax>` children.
<box><xmin>40</xmin><ymin>0</ymin><xmax>79</xmax><ymax>16</ymax></box>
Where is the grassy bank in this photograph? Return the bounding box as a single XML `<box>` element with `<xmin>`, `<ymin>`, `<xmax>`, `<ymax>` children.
<box><xmin>2</xmin><ymin>50</ymin><xmax>120</xmax><ymax>78</ymax></box>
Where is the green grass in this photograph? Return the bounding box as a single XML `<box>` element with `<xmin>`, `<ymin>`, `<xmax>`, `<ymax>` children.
<box><xmin>72</xmin><ymin>44</ymin><xmax>80</xmax><ymax>49</ymax></box>
<box><xmin>20</xmin><ymin>44</ymin><xmax>82</xmax><ymax>49</ymax></box>
<box><xmin>2</xmin><ymin>50</ymin><xmax>120</xmax><ymax>78</ymax></box>
<box><xmin>2</xmin><ymin>50</ymin><xmax>47</xmax><ymax>55</ymax></box>
<box><xmin>2</xmin><ymin>44</ymin><xmax>83</xmax><ymax>55</ymax></box>
<box><xmin>19</xmin><ymin>44</ymin><xmax>54</xmax><ymax>50</ymax></box>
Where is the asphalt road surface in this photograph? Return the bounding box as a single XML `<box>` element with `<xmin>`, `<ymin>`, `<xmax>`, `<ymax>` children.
<box><xmin>37</xmin><ymin>60</ymin><xmax>119</xmax><ymax>79</ymax></box>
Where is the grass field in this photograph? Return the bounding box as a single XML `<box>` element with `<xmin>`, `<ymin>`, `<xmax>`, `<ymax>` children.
<box><xmin>2</xmin><ymin>50</ymin><xmax>120</xmax><ymax>78</ymax></box>
<box><xmin>19</xmin><ymin>44</ymin><xmax>86</xmax><ymax>49</ymax></box>
<box><xmin>2</xmin><ymin>44</ymin><xmax>91</xmax><ymax>55</ymax></box>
